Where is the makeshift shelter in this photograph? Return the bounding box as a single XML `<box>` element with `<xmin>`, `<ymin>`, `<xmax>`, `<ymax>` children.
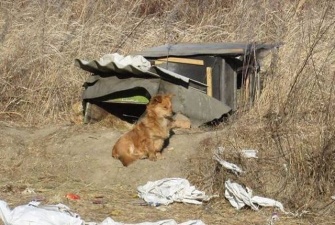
<box><xmin>75</xmin><ymin>42</ymin><xmax>280</xmax><ymax>126</ymax></box>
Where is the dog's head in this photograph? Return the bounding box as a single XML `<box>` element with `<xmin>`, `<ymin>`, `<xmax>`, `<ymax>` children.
<box><xmin>147</xmin><ymin>94</ymin><xmax>174</xmax><ymax>118</ymax></box>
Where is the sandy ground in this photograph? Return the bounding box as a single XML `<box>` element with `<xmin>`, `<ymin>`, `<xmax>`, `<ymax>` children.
<box><xmin>0</xmin><ymin>121</ymin><xmax>329</xmax><ymax>225</ymax></box>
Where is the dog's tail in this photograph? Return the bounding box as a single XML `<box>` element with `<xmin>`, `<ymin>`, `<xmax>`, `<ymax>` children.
<box><xmin>118</xmin><ymin>154</ymin><xmax>137</xmax><ymax>167</ymax></box>
<box><xmin>112</xmin><ymin>146</ymin><xmax>137</xmax><ymax>167</ymax></box>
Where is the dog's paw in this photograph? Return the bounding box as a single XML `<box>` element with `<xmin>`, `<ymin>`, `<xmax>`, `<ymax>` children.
<box><xmin>139</xmin><ymin>155</ymin><xmax>148</xmax><ymax>159</ymax></box>
<box><xmin>156</xmin><ymin>152</ymin><xmax>165</xmax><ymax>160</ymax></box>
<box><xmin>148</xmin><ymin>153</ymin><xmax>157</xmax><ymax>161</ymax></box>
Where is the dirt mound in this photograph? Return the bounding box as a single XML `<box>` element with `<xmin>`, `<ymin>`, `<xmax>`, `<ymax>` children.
<box><xmin>0</xmin><ymin>122</ymin><xmax>211</xmax><ymax>189</ymax></box>
<box><xmin>1</xmin><ymin>122</ymin><xmax>333</xmax><ymax>224</ymax></box>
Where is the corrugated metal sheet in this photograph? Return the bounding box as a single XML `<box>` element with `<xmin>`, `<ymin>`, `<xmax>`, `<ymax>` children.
<box><xmin>134</xmin><ymin>42</ymin><xmax>281</xmax><ymax>58</ymax></box>
<box><xmin>75</xmin><ymin>53</ymin><xmax>199</xmax><ymax>87</ymax></box>
<box><xmin>74</xmin><ymin>53</ymin><xmax>153</xmax><ymax>76</ymax></box>
<box><xmin>75</xmin><ymin>52</ymin><xmax>232</xmax><ymax>125</ymax></box>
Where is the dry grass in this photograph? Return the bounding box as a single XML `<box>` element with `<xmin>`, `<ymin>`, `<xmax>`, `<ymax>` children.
<box><xmin>1</xmin><ymin>0</ymin><xmax>335</xmax><ymax>218</ymax></box>
<box><xmin>2</xmin><ymin>0</ymin><xmax>332</xmax><ymax>125</ymax></box>
<box><xmin>187</xmin><ymin>0</ymin><xmax>335</xmax><ymax>216</ymax></box>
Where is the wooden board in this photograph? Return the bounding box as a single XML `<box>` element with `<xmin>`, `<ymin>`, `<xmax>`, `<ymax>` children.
<box><xmin>155</xmin><ymin>57</ymin><xmax>204</xmax><ymax>66</ymax></box>
<box><xmin>206</xmin><ymin>67</ymin><xmax>213</xmax><ymax>97</ymax></box>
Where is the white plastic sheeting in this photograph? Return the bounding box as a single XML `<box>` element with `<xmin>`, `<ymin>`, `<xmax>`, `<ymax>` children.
<box><xmin>213</xmin><ymin>153</ymin><xmax>244</xmax><ymax>175</ymax></box>
<box><xmin>0</xmin><ymin>200</ymin><xmax>83</xmax><ymax>225</ymax></box>
<box><xmin>137</xmin><ymin>178</ymin><xmax>211</xmax><ymax>206</ymax></box>
<box><xmin>214</xmin><ymin>147</ymin><xmax>287</xmax><ymax>213</ymax></box>
<box><xmin>241</xmin><ymin>149</ymin><xmax>258</xmax><ymax>158</ymax></box>
<box><xmin>0</xmin><ymin>200</ymin><xmax>206</xmax><ymax>225</ymax></box>
<box><xmin>224</xmin><ymin>180</ymin><xmax>285</xmax><ymax>212</ymax></box>
<box><xmin>93</xmin><ymin>218</ymin><xmax>206</xmax><ymax>225</ymax></box>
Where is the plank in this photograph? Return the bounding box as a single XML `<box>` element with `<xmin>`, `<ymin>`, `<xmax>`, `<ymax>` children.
<box><xmin>206</xmin><ymin>67</ymin><xmax>213</xmax><ymax>97</ymax></box>
<box><xmin>155</xmin><ymin>57</ymin><xmax>204</xmax><ymax>65</ymax></box>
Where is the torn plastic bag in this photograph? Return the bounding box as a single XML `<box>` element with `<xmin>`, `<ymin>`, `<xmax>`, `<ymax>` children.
<box><xmin>241</xmin><ymin>149</ymin><xmax>258</xmax><ymax>158</ymax></box>
<box><xmin>137</xmin><ymin>178</ymin><xmax>211</xmax><ymax>206</ymax></box>
<box><xmin>213</xmin><ymin>153</ymin><xmax>244</xmax><ymax>175</ymax></box>
<box><xmin>224</xmin><ymin>180</ymin><xmax>286</xmax><ymax>212</ymax></box>
<box><xmin>0</xmin><ymin>200</ymin><xmax>206</xmax><ymax>225</ymax></box>
<box><xmin>0</xmin><ymin>200</ymin><xmax>83</xmax><ymax>225</ymax></box>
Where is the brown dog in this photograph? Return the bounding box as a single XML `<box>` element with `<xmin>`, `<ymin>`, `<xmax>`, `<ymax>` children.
<box><xmin>112</xmin><ymin>94</ymin><xmax>174</xmax><ymax>166</ymax></box>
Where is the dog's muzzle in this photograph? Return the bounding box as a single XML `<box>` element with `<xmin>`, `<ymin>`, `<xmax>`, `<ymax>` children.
<box><xmin>165</xmin><ymin>112</ymin><xmax>175</xmax><ymax>121</ymax></box>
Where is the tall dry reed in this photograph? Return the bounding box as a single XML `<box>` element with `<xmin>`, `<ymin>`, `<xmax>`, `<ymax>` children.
<box><xmin>1</xmin><ymin>0</ymin><xmax>334</xmax><ymax>213</ymax></box>
<box><xmin>188</xmin><ymin>0</ymin><xmax>335</xmax><ymax>213</ymax></box>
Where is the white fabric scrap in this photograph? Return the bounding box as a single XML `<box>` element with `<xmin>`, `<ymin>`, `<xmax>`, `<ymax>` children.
<box><xmin>224</xmin><ymin>180</ymin><xmax>286</xmax><ymax>213</ymax></box>
<box><xmin>137</xmin><ymin>178</ymin><xmax>211</xmax><ymax>206</ymax></box>
<box><xmin>224</xmin><ymin>180</ymin><xmax>257</xmax><ymax>210</ymax></box>
<box><xmin>0</xmin><ymin>200</ymin><xmax>83</xmax><ymax>225</ymax></box>
<box><xmin>95</xmin><ymin>218</ymin><xmax>205</xmax><ymax>225</ymax></box>
<box><xmin>241</xmin><ymin>149</ymin><xmax>258</xmax><ymax>158</ymax></box>
<box><xmin>0</xmin><ymin>200</ymin><xmax>206</xmax><ymax>225</ymax></box>
<box><xmin>213</xmin><ymin>153</ymin><xmax>244</xmax><ymax>175</ymax></box>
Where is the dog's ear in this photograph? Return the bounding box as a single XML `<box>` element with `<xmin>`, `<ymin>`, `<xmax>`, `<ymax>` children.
<box><xmin>167</xmin><ymin>93</ymin><xmax>175</xmax><ymax>99</ymax></box>
<box><xmin>152</xmin><ymin>95</ymin><xmax>163</xmax><ymax>104</ymax></box>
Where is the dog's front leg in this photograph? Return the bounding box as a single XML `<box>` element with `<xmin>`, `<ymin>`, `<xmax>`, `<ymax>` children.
<box><xmin>147</xmin><ymin>141</ymin><xmax>157</xmax><ymax>161</ymax></box>
<box><xmin>148</xmin><ymin>152</ymin><xmax>157</xmax><ymax>161</ymax></box>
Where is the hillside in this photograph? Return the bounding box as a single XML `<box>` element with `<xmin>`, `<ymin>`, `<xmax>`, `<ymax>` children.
<box><xmin>0</xmin><ymin>0</ymin><xmax>334</xmax><ymax>224</ymax></box>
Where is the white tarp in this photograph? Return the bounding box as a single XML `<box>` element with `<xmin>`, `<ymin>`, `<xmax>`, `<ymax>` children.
<box><xmin>0</xmin><ymin>200</ymin><xmax>205</xmax><ymax>225</ymax></box>
<box><xmin>137</xmin><ymin>178</ymin><xmax>211</xmax><ymax>206</ymax></box>
<box><xmin>224</xmin><ymin>180</ymin><xmax>286</xmax><ymax>212</ymax></box>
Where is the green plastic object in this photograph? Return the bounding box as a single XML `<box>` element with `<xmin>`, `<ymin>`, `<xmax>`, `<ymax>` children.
<box><xmin>110</xmin><ymin>95</ymin><xmax>149</xmax><ymax>104</ymax></box>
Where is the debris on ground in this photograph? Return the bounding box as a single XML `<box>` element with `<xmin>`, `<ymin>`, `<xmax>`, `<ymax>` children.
<box><xmin>0</xmin><ymin>200</ymin><xmax>206</xmax><ymax>225</ymax></box>
<box><xmin>241</xmin><ymin>149</ymin><xmax>258</xmax><ymax>158</ymax></box>
<box><xmin>224</xmin><ymin>179</ymin><xmax>285</xmax><ymax>212</ymax></box>
<box><xmin>137</xmin><ymin>178</ymin><xmax>212</xmax><ymax>206</ymax></box>
<box><xmin>66</xmin><ymin>193</ymin><xmax>81</xmax><ymax>200</ymax></box>
<box><xmin>213</xmin><ymin>153</ymin><xmax>244</xmax><ymax>175</ymax></box>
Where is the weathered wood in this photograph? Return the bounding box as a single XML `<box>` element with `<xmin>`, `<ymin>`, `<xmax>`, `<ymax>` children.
<box><xmin>206</xmin><ymin>67</ymin><xmax>213</xmax><ymax>97</ymax></box>
<box><xmin>155</xmin><ymin>57</ymin><xmax>204</xmax><ymax>65</ymax></box>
